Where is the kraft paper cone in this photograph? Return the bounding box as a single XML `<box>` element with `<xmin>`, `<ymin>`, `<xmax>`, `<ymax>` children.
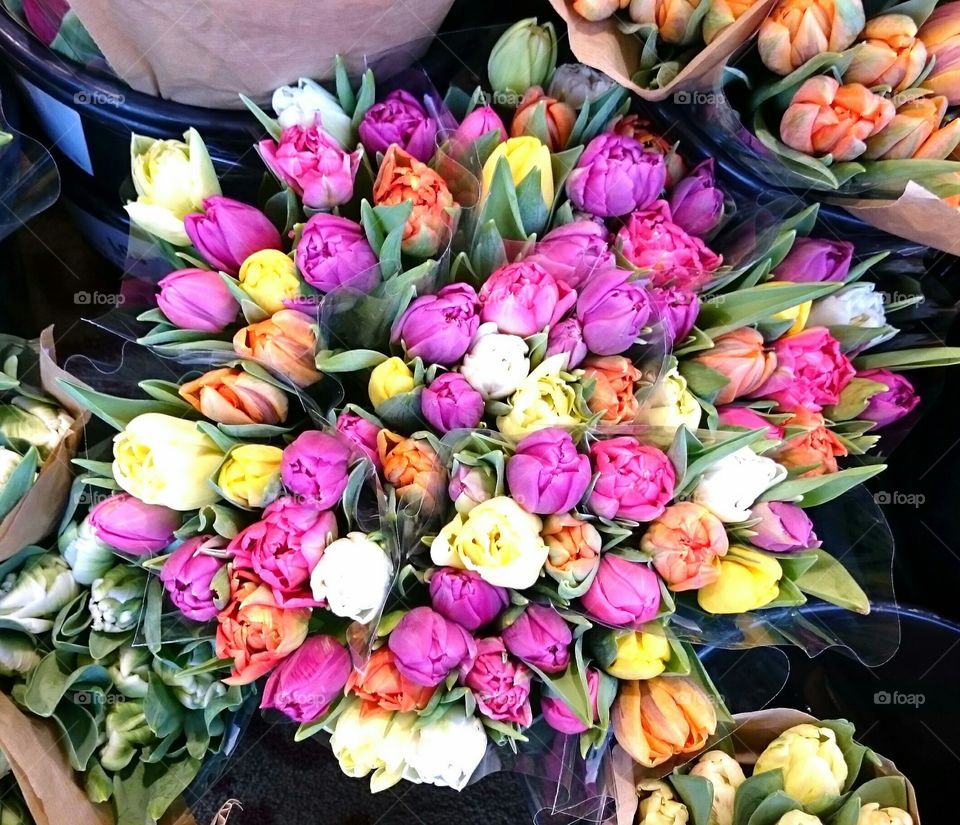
<box><xmin>0</xmin><ymin>693</ymin><xmax>113</xmax><ymax>825</ymax></box>
<box><xmin>839</xmin><ymin>182</ymin><xmax>960</xmax><ymax>256</ymax></box>
<box><xmin>0</xmin><ymin>327</ymin><xmax>89</xmax><ymax>563</ymax></box>
<box><xmin>547</xmin><ymin>0</ymin><xmax>776</xmax><ymax>102</ymax></box>
<box><xmin>67</xmin><ymin>0</ymin><xmax>456</xmax><ymax>109</ymax></box>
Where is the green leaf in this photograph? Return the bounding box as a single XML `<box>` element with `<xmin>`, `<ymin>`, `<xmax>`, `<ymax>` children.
<box><xmin>746</xmin><ymin>791</ymin><xmax>800</xmax><ymax>825</ymax></box>
<box><xmin>733</xmin><ymin>770</ymin><xmax>785</xmax><ymax>825</ymax></box>
<box><xmin>793</xmin><ymin>548</ymin><xmax>870</xmax><ymax>613</ymax></box>
<box><xmin>335</xmin><ymin>55</ymin><xmax>357</xmax><ymax>113</ymax></box>
<box><xmin>351</xmin><ymin>70</ymin><xmax>376</xmax><ymax>128</ymax></box>
<box><xmin>477</xmin><ymin>156</ymin><xmax>526</xmax><ymax>241</ymax></box>
<box><xmin>57</xmin><ymin>380</ymin><xmax>191</xmax><ymax>430</ymax></box>
<box><xmin>145</xmin><ymin>675</ymin><xmax>185</xmax><ymax>738</ymax></box>
<box><xmin>761</xmin><ymin>464</ymin><xmax>886</xmax><ymax>507</ymax></box>
<box><xmin>855</xmin><ymin>347</ymin><xmax>960</xmax><ymax>371</ymax></box>
<box><xmin>470</xmin><ymin>219</ymin><xmax>509</xmax><ymax>280</ymax></box>
<box><xmin>315</xmin><ymin>349</ymin><xmax>389</xmax><ymax>373</ymax></box>
<box><xmin>137</xmin><ymin>380</ymin><xmax>194</xmax><ymax>410</ymax></box>
<box><xmin>0</xmin><ymin>446</ymin><xmax>38</xmax><ymax>520</ymax></box>
<box><xmin>144</xmin><ymin>578</ymin><xmax>164</xmax><ymax>655</ymax></box>
<box><xmin>50</xmin><ymin>698</ymin><xmax>102</xmax><ymax>771</ymax></box>
<box><xmin>671</xmin><ymin>774</ymin><xmax>714</xmax><ymax>825</ymax></box>
<box><xmin>239</xmin><ymin>93</ymin><xmax>282</xmax><ymax>141</ymax></box>
<box><xmin>828</xmin><ymin>324</ymin><xmax>897</xmax><ymax>353</ymax></box>
<box><xmin>698</xmin><ymin>282</ymin><xmax>843</xmax><ymax>338</ymax></box>
<box><xmin>844</xmin><ymin>251</ymin><xmax>889</xmax><ymax>284</ymax></box>
<box><xmin>23</xmin><ymin>653</ymin><xmax>112</xmax><ymax>717</ymax></box>
<box><xmin>679</xmin><ymin>361</ymin><xmax>730</xmax><ymax>405</ymax></box>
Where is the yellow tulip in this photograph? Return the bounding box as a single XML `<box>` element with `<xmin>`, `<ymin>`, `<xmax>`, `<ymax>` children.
<box><xmin>497</xmin><ymin>354</ymin><xmax>583</xmax><ymax>441</ymax></box>
<box><xmin>368</xmin><ymin>357</ymin><xmax>415</xmax><ymax>408</ymax></box>
<box><xmin>759</xmin><ymin>282</ymin><xmax>812</xmax><ymax>335</ymax></box>
<box><xmin>217</xmin><ymin>444</ymin><xmax>283</xmax><ymax>509</ymax></box>
<box><xmin>238</xmin><ymin>249</ymin><xmax>302</xmax><ymax>314</ymax></box>
<box><xmin>858</xmin><ymin>804</ymin><xmax>913</xmax><ymax>825</ymax></box>
<box><xmin>697</xmin><ymin>545</ymin><xmax>783</xmax><ymax>614</ymax></box>
<box><xmin>605</xmin><ymin>629</ymin><xmax>672</xmax><ymax>680</ymax></box>
<box><xmin>482</xmin><ymin>136</ymin><xmax>554</xmax><ymax>208</ymax></box>
<box><xmin>754</xmin><ymin>723</ymin><xmax>848</xmax><ymax>807</ymax></box>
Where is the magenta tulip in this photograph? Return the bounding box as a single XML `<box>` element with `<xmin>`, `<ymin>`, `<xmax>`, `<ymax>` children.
<box><xmin>542</xmin><ymin>668</ymin><xmax>600</xmax><ymax>734</ymax></box>
<box><xmin>576</xmin><ymin>269</ymin><xmax>653</xmax><ymax>356</ymax></box>
<box><xmin>748</xmin><ymin>501</ymin><xmax>820</xmax><ymax>553</ymax></box>
<box><xmin>528</xmin><ymin>220</ymin><xmax>617</xmax><ymax>289</ymax></box>
<box><xmin>667</xmin><ymin>159</ymin><xmax>724</xmax><ymax>237</ymax></box>
<box><xmin>588</xmin><ymin>438</ymin><xmax>676</xmax><ymax>522</ymax></box>
<box><xmin>580</xmin><ymin>555</ymin><xmax>661</xmax><ymax>627</ymax></box>
<box><xmin>388</xmin><ymin>606</ymin><xmax>477</xmax><ymax>687</ymax></box>
<box><xmin>391</xmin><ymin>283</ymin><xmax>481</xmax><ymax>365</ymax></box>
<box><xmin>88</xmin><ymin>493</ymin><xmax>180</xmax><ymax>555</ymax></box>
<box><xmin>479</xmin><ymin>261</ymin><xmax>576</xmax><ymax>338</ymax></box>
<box><xmin>296</xmin><ymin>214</ymin><xmax>379</xmax><ymax>293</ymax></box>
<box><xmin>260</xmin><ymin>635</ymin><xmax>352</xmax><ymax>723</ymax></box>
<box><xmin>506</xmin><ymin>428</ymin><xmax>591</xmax><ymax>515</ymax></box>
<box><xmin>359</xmin><ymin>90</ymin><xmax>439</xmax><ymax>163</ymax></box>
<box><xmin>460</xmin><ymin>637</ymin><xmax>532</xmax><ymax>726</ymax></box>
<box><xmin>156</xmin><ymin>268</ymin><xmax>239</xmax><ymax>332</ymax></box>
<box><xmin>421</xmin><ymin>373</ymin><xmax>485</xmax><ymax>433</ymax></box>
<box><xmin>502</xmin><ymin>603</ymin><xmax>572</xmax><ymax>673</ymax></box>
<box><xmin>773</xmin><ymin>237</ymin><xmax>855</xmax><ymax>283</ymax></box>
<box><xmin>429</xmin><ymin>567</ymin><xmax>509</xmax><ymax>631</ymax></box>
<box><xmin>857</xmin><ymin>368</ymin><xmax>920</xmax><ymax>427</ymax></box>
<box><xmin>280</xmin><ymin>431</ymin><xmax>352</xmax><ymax>508</ymax></box>
<box><xmin>184</xmin><ymin>196</ymin><xmax>282</xmax><ymax>275</ymax></box>
<box><xmin>159</xmin><ymin>535</ymin><xmax>227</xmax><ymax>622</ymax></box>
<box><xmin>546</xmin><ymin>317</ymin><xmax>589</xmax><ymax>369</ymax></box>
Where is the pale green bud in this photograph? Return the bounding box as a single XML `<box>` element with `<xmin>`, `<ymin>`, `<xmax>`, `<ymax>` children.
<box><xmin>89</xmin><ymin>566</ymin><xmax>147</xmax><ymax>634</ymax></box>
<box><xmin>0</xmin><ymin>554</ymin><xmax>79</xmax><ymax>633</ymax></box>
<box><xmin>60</xmin><ymin>520</ymin><xmax>115</xmax><ymax>586</ymax></box>
<box><xmin>99</xmin><ymin>700</ymin><xmax>155</xmax><ymax>771</ymax></box>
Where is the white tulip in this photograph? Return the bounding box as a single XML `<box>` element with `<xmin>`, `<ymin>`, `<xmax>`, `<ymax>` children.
<box><xmin>0</xmin><ymin>447</ymin><xmax>23</xmax><ymax>489</ymax></box>
<box><xmin>638</xmin><ymin>780</ymin><xmax>689</xmax><ymax>825</ymax></box>
<box><xmin>692</xmin><ymin>447</ymin><xmax>787</xmax><ymax>522</ymax></box>
<box><xmin>858</xmin><ymin>803</ymin><xmax>913</xmax><ymax>825</ymax></box>
<box><xmin>272</xmin><ymin>78</ymin><xmax>354</xmax><ymax>148</ymax></box>
<box><xmin>547</xmin><ymin>63</ymin><xmax>616</xmax><ymax>108</ymax></box>
<box><xmin>775</xmin><ymin>814</ymin><xmax>823</xmax><ymax>825</ymax></box>
<box><xmin>635</xmin><ymin>368</ymin><xmax>702</xmax><ymax>431</ymax></box>
<box><xmin>403</xmin><ymin>706</ymin><xmax>488</xmax><ymax>790</ymax></box>
<box><xmin>806</xmin><ymin>283</ymin><xmax>897</xmax><ymax>349</ymax></box>
<box><xmin>461</xmin><ymin>323</ymin><xmax>531</xmax><ymax>400</ymax></box>
<box><xmin>689</xmin><ymin>750</ymin><xmax>746</xmax><ymax>825</ymax></box>
<box><xmin>311</xmin><ymin>532</ymin><xmax>393</xmax><ymax>624</ymax></box>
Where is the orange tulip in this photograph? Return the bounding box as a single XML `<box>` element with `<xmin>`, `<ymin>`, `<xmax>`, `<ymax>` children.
<box><xmin>216</xmin><ymin>579</ymin><xmax>310</xmax><ymax>685</ymax></box>
<box><xmin>377</xmin><ymin>430</ymin><xmax>447</xmax><ymax>515</ymax></box>
<box><xmin>774</xmin><ymin>407</ymin><xmax>847</xmax><ymax>476</ymax></box>
<box><xmin>232</xmin><ymin>309</ymin><xmax>321</xmax><ymax>388</ymax></box>
<box><xmin>511</xmin><ymin>87</ymin><xmax>576</xmax><ymax>152</ymax></box>
<box><xmin>542</xmin><ymin>512</ymin><xmax>603</xmax><ymax>587</ymax></box>
<box><xmin>780</xmin><ymin>76</ymin><xmax>896</xmax><ymax>162</ymax></box>
<box><xmin>918</xmin><ymin>2</ymin><xmax>960</xmax><ymax>105</ymax></box>
<box><xmin>703</xmin><ymin>0</ymin><xmax>758</xmax><ymax>44</ymax></box>
<box><xmin>629</xmin><ymin>0</ymin><xmax>704</xmax><ymax>45</ymax></box>
<box><xmin>613</xmin><ymin>676</ymin><xmax>718</xmax><ymax>767</ymax></box>
<box><xmin>759</xmin><ymin>0</ymin><xmax>866</xmax><ymax>76</ymax></box>
<box><xmin>347</xmin><ymin>648</ymin><xmax>435</xmax><ymax>714</ymax></box>
<box><xmin>179</xmin><ymin>367</ymin><xmax>289</xmax><ymax>425</ymax></box>
<box><xmin>844</xmin><ymin>14</ymin><xmax>927</xmax><ymax>92</ymax></box>
<box><xmin>573</xmin><ymin>0</ymin><xmax>629</xmax><ymax>21</ymax></box>
<box><xmin>582</xmin><ymin>356</ymin><xmax>642</xmax><ymax>424</ymax></box>
<box><xmin>863</xmin><ymin>95</ymin><xmax>960</xmax><ymax>160</ymax></box>
<box><xmin>640</xmin><ymin>502</ymin><xmax>729</xmax><ymax>592</ymax></box>
<box><xmin>692</xmin><ymin>328</ymin><xmax>777</xmax><ymax>405</ymax></box>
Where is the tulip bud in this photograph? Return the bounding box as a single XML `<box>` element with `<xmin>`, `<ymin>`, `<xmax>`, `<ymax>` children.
<box><xmin>634</xmin><ymin>368</ymin><xmax>702</xmax><ymax>431</ymax></box>
<box><xmin>310</xmin><ymin>532</ymin><xmax>393</xmax><ymax>624</ymax></box>
<box><xmin>572</xmin><ymin>0</ymin><xmax>629</xmax><ymax>21</ymax></box>
<box><xmin>629</xmin><ymin>0</ymin><xmax>704</xmax><ymax>45</ymax></box>
<box><xmin>296</xmin><ymin>213</ymin><xmax>379</xmax><ymax>294</ymax></box>
<box><xmin>482</xmin><ymin>136</ymin><xmax>555</xmax><ymax>209</ymax></box>
<box><xmin>856</xmin><ymin>369</ymin><xmax>919</xmax><ymax>428</ymax></box>
<box><xmin>86</xmin><ymin>492</ymin><xmax>181</xmax><ymax>556</ymax></box>
<box><xmin>59</xmin><ymin>519</ymin><xmax>116</xmax><ymax>586</ymax></box>
<box><xmin>450</xmin><ymin>106</ymin><xmax>508</xmax><ymax>158</ymax></box>
<box><xmin>391</xmin><ymin>283</ymin><xmax>481</xmax><ymax>366</ymax></box>
<box><xmin>378</xmin><ymin>432</ymin><xmax>447</xmax><ymax>516</ymax></box>
<box><xmin>511</xmin><ymin>87</ymin><xmax>576</xmax><ymax>152</ymax></box>
<box><xmin>421</xmin><ymin>373</ymin><xmax>485</xmax><ymax>434</ymax></box>
<box><xmin>541</xmin><ymin>667</ymin><xmax>600</xmax><ymax>734</ymax></box>
<box><xmin>748</xmin><ymin>501</ymin><xmax>820</xmax><ymax>553</ymax></box>
<box><xmin>607</xmin><ymin>115</ymin><xmax>687</xmax><ymax>186</ymax></box>
<box><xmin>542</xmin><ymin>512</ymin><xmax>602</xmax><ymax>590</ymax></box>
<box><xmin>184</xmin><ymin>196</ymin><xmax>282</xmax><ymax>275</ymax></box>
<box><xmin>759</xmin><ymin>0</ymin><xmax>865</xmax><ymax>76</ymax></box>
<box><xmin>806</xmin><ymin>283</ymin><xmax>894</xmax><ymax>348</ymax></box>
<box><xmin>107</xmin><ymin>646</ymin><xmax>152</xmax><ymax>699</ymax></box>
<box><xmin>0</xmin><ymin>630</ymin><xmax>41</xmax><ymax>677</ymax></box>
<box><xmin>461</xmin><ymin>324</ymin><xmax>531</xmax><ymax>400</ymax></box>
<box><xmin>359</xmin><ymin>90</ymin><xmax>438</xmax><ymax>164</ymax></box>
<box><xmin>567</xmin><ymin>133</ymin><xmax>666</xmax><ymax>218</ymax></box>
<box><xmin>918</xmin><ymin>3</ymin><xmax>960</xmax><ymax>105</ymax></box>
<box><xmin>691</xmin><ymin>447</ymin><xmax>787</xmax><ymax>523</ymax></box>
<box><xmin>218</xmin><ymin>444</ymin><xmax>283</xmax><ymax>509</ymax></box>
<box><xmin>604</xmin><ymin>629</ymin><xmax>671</xmax><ymax>680</ymax></box>
<box><xmin>863</xmin><ymin>95</ymin><xmax>960</xmax><ymax>161</ymax></box>
<box><xmin>776</xmin><ymin>814</ymin><xmax>823</xmax><ymax>825</ymax></box>
<box><xmin>99</xmin><ymin>700</ymin><xmax>155</xmax><ymax>771</ymax></box>
<box><xmin>233</xmin><ymin>309</ymin><xmax>321</xmax><ymax>389</ymax></box>
<box><xmin>637</xmin><ymin>779</ymin><xmax>690</xmax><ymax>825</ymax></box>
<box><xmin>690</xmin><ymin>750</ymin><xmax>746</xmax><ymax>825</ymax></box>
<box><xmin>388</xmin><ymin>606</ymin><xmax>477</xmax><ymax>687</ymax></box>
<box><xmin>844</xmin><ymin>15</ymin><xmax>926</xmax><ymax>92</ymax></box>
<box><xmin>548</xmin><ymin>63</ymin><xmax>617</xmax><ymax>108</ymax></box>
<box><xmin>0</xmin><ymin>397</ymin><xmax>73</xmax><ymax>460</ymax></box>
<box><xmin>153</xmin><ymin>651</ymin><xmax>228</xmax><ymax>710</ymax></box>
<box><xmin>502</xmin><ymin>603</ymin><xmax>572</xmax><ymax>673</ymax></box>
<box><xmin>754</xmin><ymin>723</ymin><xmax>848</xmax><ymax>806</ymax></box>
<box><xmin>488</xmin><ymin>18</ymin><xmax>558</xmax><ymax>95</ymax></box>
<box><xmin>272</xmin><ymin>78</ymin><xmax>354</xmax><ymax>147</ymax></box>
<box><xmin>428</xmin><ymin>567</ymin><xmax>508</xmax><ymax>631</ymax></box>
<box><xmin>0</xmin><ymin>448</ymin><xmax>24</xmax><ymax>490</ymax></box>
<box><xmin>697</xmin><ymin>545</ymin><xmax>784</xmax><ymax>614</ymax></box>
<box><xmin>773</xmin><ymin>237</ymin><xmax>854</xmax><ymax>283</ymax></box>
<box><xmin>703</xmin><ymin>0</ymin><xmax>756</xmax><ymax>44</ymax></box>
<box><xmin>668</xmin><ymin>159</ymin><xmax>724</xmax><ymax>237</ymax></box>
<box><xmin>160</xmin><ymin>536</ymin><xmax>227</xmax><ymax>622</ymax></box>
<box><xmin>858</xmin><ymin>804</ymin><xmax>913</xmax><ymax>825</ymax></box>
<box><xmin>0</xmin><ymin>554</ymin><xmax>79</xmax><ymax>633</ymax></box>
<box><xmin>261</xmin><ymin>634</ymin><xmax>352</xmax><ymax>723</ymax></box>
<box><xmin>238</xmin><ymin>248</ymin><xmax>303</xmax><ymax>315</ymax></box>
<box><xmin>506</xmin><ymin>428</ymin><xmax>591</xmax><ymax>516</ymax></box>
<box><xmin>89</xmin><ymin>566</ymin><xmax>147</xmax><ymax>633</ymax></box>
<box><xmin>448</xmin><ymin>463</ymin><xmax>498</xmax><ymax>514</ymax></box>
<box><xmin>403</xmin><ymin>706</ymin><xmax>488</xmax><ymax>790</ymax></box>
<box><xmin>581</xmin><ymin>555</ymin><xmax>661</xmax><ymax>627</ymax></box>
<box><xmin>157</xmin><ymin>267</ymin><xmax>239</xmax><ymax>333</ymax></box>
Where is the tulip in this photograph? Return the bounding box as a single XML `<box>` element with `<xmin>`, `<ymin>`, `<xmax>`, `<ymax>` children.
<box><xmin>697</xmin><ymin>545</ymin><xmax>783</xmax><ymax>613</ymax></box>
<box><xmin>773</xmin><ymin>237</ymin><xmax>854</xmax><ymax>283</ymax></box>
<box><xmin>567</xmin><ymin>133</ymin><xmax>666</xmax><ymax>218</ymax></box>
<box><xmin>637</xmin><ymin>780</ymin><xmax>690</xmax><ymax>825</ymax></box>
<box><xmin>159</xmin><ymin>535</ymin><xmax>226</xmax><ymax>621</ymax></box>
<box><xmin>311</xmin><ymin>533</ymin><xmax>392</xmax><ymax>624</ymax></box>
<box><xmin>607</xmin><ymin>115</ymin><xmax>688</xmax><ymax>186</ymax></box>
<box><xmin>749</xmin><ymin>501</ymin><xmax>820</xmax><ymax>553</ymax></box>
<box><xmin>641</xmin><ymin>502</ymin><xmax>729</xmax><ymax>591</ymax></box>
<box><xmin>482</xmin><ymin>136</ymin><xmax>555</xmax><ymax>208</ymax></box>
<box><xmin>296</xmin><ymin>213</ymin><xmax>379</xmax><ymax>294</ymax></box>
<box><xmin>528</xmin><ymin>220</ymin><xmax>616</xmax><ymax>290</ymax></box>
<box><xmin>179</xmin><ymin>367</ymin><xmax>288</xmax><ymax>426</ymax></box>
<box><xmin>511</xmin><ymin>86</ymin><xmax>576</xmax><ymax>152</ymax></box>
<box><xmin>754</xmin><ymin>722</ymin><xmax>849</xmax><ymax>806</ymax></box>
<box><xmin>0</xmin><ymin>397</ymin><xmax>72</xmax><ymax>460</ymax></box>
<box><xmin>634</xmin><ymin>367</ymin><xmax>702</xmax><ymax>431</ymax></box>
<box><xmin>281</xmin><ymin>430</ymin><xmax>351</xmax><ymax>509</ymax></box>
<box><xmin>87</xmin><ymin>492</ymin><xmax>180</xmax><ymax>555</ymax></box>
<box><xmin>388</xmin><ymin>606</ymin><xmax>477</xmax><ymax>687</ymax></box>
<box><xmin>421</xmin><ymin>373</ymin><xmax>485</xmax><ymax>433</ymax></box>
<box><xmin>759</xmin><ymin>0</ymin><xmax>866</xmax><ymax>76</ymax></box>
<box><xmin>542</xmin><ymin>512</ymin><xmax>602</xmax><ymax>589</ymax></box>
<box><xmin>391</xmin><ymin>283</ymin><xmax>481</xmax><ymax>365</ymax></box>
<box><xmin>448</xmin><ymin>463</ymin><xmax>498</xmax><ymax>514</ymax></box>
<box><xmin>774</xmin><ymin>407</ymin><xmax>848</xmax><ymax>477</ymax></box>
<box><xmin>368</xmin><ymin>357</ymin><xmax>415</xmax><ymax>409</ymax></box>
<box><xmin>690</xmin><ymin>750</ymin><xmax>746</xmax><ymax>825</ymax></box>
<box><xmin>272</xmin><ymin>77</ymin><xmax>353</xmax><ymax>147</ymax></box>
<box><xmin>582</xmin><ymin>355</ymin><xmax>642</xmax><ymax>424</ymax></box>
<box><xmin>480</xmin><ymin>262</ymin><xmax>576</xmax><ymax>338</ymax></box>
<box><xmin>378</xmin><ymin>431</ymin><xmax>447</xmax><ymax>515</ymax></box>
<box><xmin>572</xmin><ymin>0</ymin><xmax>629</xmax><ymax>21</ymax></box>
<box><xmin>613</xmin><ymin>676</ymin><xmax>718</xmax><ymax>767</ymax></box>
<box><xmin>605</xmin><ymin>629</ymin><xmax>671</xmax><ymax>680</ymax></box>
<box><xmin>461</xmin><ymin>324</ymin><xmax>531</xmax><ymax>400</ymax></box>
<box><xmin>460</xmin><ymin>637</ymin><xmax>533</xmax><ymax>726</ymax></box>
<box><xmin>348</xmin><ymin>647</ymin><xmax>435</xmax><ymax>714</ymax></box>
<box><xmin>652</xmin><ymin>286</ymin><xmax>700</xmax><ymax>347</ymax></box>
<box><xmin>629</xmin><ymin>0</ymin><xmax>705</xmax><ymax>44</ymax></box>
<box><xmin>857</xmin><ymin>368</ymin><xmax>919</xmax><ymax>427</ymax></box>
<box><xmin>125</xmin><ymin>128</ymin><xmax>220</xmax><ymax>246</ymax></box>
<box><xmin>99</xmin><ymin>700</ymin><xmax>155</xmax><ymax>771</ymax></box>
<box><xmin>449</xmin><ymin>106</ymin><xmax>508</xmax><ymax>158</ymax></box>
<box><xmin>577</xmin><ymin>269</ymin><xmax>653</xmax><ymax>356</ymax></box>
<box><xmin>184</xmin><ymin>196</ymin><xmax>282</xmax><ymax>275</ymax></box>
<box><xmin>237</xmin><ymin>249</ymin><xmax>302</xmax><ymax>314</ymax></box>
<box><xmin>429</xmin><ymin>567</ymin><xmax>508</xmax><ymax>631</ymax></box>
<box><xmin>0</xmin><ymin>448</ymin><xmax>22</xmax><ymax>490</ymax></box>
<box><xmin>806</xmin><ymin>283</ymin><xmax>894</xmax><ymax>348</ymax></box>
<box><xmin>233</xmin><ymin>309</ymin><xmax>321</xmax><ymax>388</ymax></box>
<box><xmin>617</xmin><ymin>201</ymin><xmax>722</xmax><ymax>290</ymax></box>
<box><xmin>258</xmin><ymin>124</ymin><xmax>361</xmax><ymax>209</ymax></box>
<box><xmin>780</xmin><ymin>77</ymin><xmax>895</xmax><ymax>162</ymax></box>
<box><xmin>844</xmin><ymin>15</ymin><xmax>926</xmax><ymax>92</ymax></box>
<box><xmin>717</xmin><ymin>406</ymin><xmax>785</xmax><ymax>440</ymax></box>
<box><xmin>89</xmin><ymin>565</ymin><xmax>147</xmax><ymax>633</ymax></box>
<box><xmin>497</xmin><ymin>355</ymin><xmax>584</xmax><ymax>441</ymax></box>
<box><xmin>777</xmin><ymin>815</ymin><xmax>823</xmax><ymax>825</ymax></box>
<box><xmin>374</xmin><ymin>146</ymin><xmax>460</xmax><ymax>258</ymax></box>
<box><xmin>153</xmin><ymin>649</ymin><xmax>228</xmax><ymax>710</ymax></box>
<box><xmin>506</xmin><ymin>428</ymin><xmax>591</xmax><ymax>515</ymax></box>
<box><xmin>330</xmin><ymin>701</ymin><xmax>402</xmax><ymax>786</ymax></box>
<box><xmin>217</xmin><ymin>444</ymin><xmax>283</xmax><ymax>509</ymax></box>
<box><xmin>691</xmin><ymin>328</ymin><xmax>775</xmax><ymax>406</ymax></box>
<box><xmin>404</xmin><ymin>706</ymin><xmax>488</xmax><ymax>790</ymax></box>
<box><xmin>668</xmin><ymin>159</ymin><xmax>724</xmax><ymax>237</ymax></box>
<box><xmin>261</xmin><ymin>634</ymin><xmax>352</xmax><ymax>722</ymax></box>
<box><xmin>703</xmin><ymin>0</ymin><xmax>756</xmax><ymax>43</ymax></box>
<box><xmin>918</xmin><ymin>4</ymin><xmax>960</xmax><ymax>105</ymax></box>
<box><xmin>546</xmin><ymin>319</ymin><xmax>589</xmax><ymax>370</ymax></box>
<box><xmin>113</xmin><ymin>414</ymin><xmax>223</xmax><ymax>511</ymax></box>
<box><xmin>542</xmin><ymin>667</ymin><xmax>601</xmax><ymax>734</ymax></box>
<box><xmin>156</xmin><ymin>267</ymin><xmax>239</xmax><ymax>332</ymax></box>
<box><xmin>692</xmin><ymin>447</ymin><xmax>787</xmax><ymax>523</ymax></box>
<box><xmin>549</xmin><ymin>63</ymin><xmax>616</xmax><ymax>109</ymax></box>
<box><xmin>107</xmin><ymin>646</ymin><xmax>151</xmax><ymax>699</ymax></box>
<box><xmin>864</xmin><ymin>95</ymin><xmax>960</xmax><ymax>161</ymax></box>
<box><xmin>59</xmin><ymin>519</ymin><xmax>115</xmax><ymax>586</ymax></box>
<box><xmin>431</xmin><ymin>496</ymin><xmax>548</xmax><ymax>589</ymax></box>
<box><xmin>858</xmin><ymin>804</ymin><xmax>913</xmax><ymax>825</ymax></box>
<box><xmin>0</xmin><ymin>631</ymin><xmax>38</xmax><ymax>680</ymax></box>
<box><xmin>581</xmin><ymin>555</ymin><xmax>661</xmax><ymax>626</ymax></box>
<box><xmin>502</xmin><ymin>603</ymin><xmax>572</xmax><ymax>673</ymax></box>
<box><xmin>336</xmin><ymin>411</ymin><xmax>382</xmax><ymax>471</ymax></box>
<box><xmin>488</xmin><ymin>18</ymin><xmax>558</xmax><ymax>95</ymax></box>
<box><xmin>588</xmin><ymin>437</ymin><xmax>676</xmax><ymax>522</ymax></box>
<box><xmin>0</xmin><ymin>554</ymin><xmax>78</xmax><ymax>634</ymax></box>
<box><xmin>359</xmin><ymin>90</ymin><xmax>438</xmax><ymax>163</ymax></box>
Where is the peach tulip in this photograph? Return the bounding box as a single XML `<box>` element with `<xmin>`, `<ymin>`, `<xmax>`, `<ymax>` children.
<box><xmin>863</xmin><ymin>95</ymin><xmax>960</xmax><ymax>160</ymax></box>
<box><xmin>919</xmin><ymin>2</ymin><xmax>960</xmax><ymax>105</ymax></box>
<box><xmin>759</xmin><ymin>0</ymin><xmax>866</xmax><ymax>75</ymax></box>
<box><xmin>844</xmin><ymin>14</ymin><xmax>927</xmax><ymax>91</ymax></box>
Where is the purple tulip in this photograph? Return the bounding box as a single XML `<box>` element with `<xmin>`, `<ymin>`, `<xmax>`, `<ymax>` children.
<box><xmin>280</xmin><ymin>431</ymin><xmax>352</xmax><ymax>509</ymax></box>
<box><xmin>857</xmin><ymin>369</ymin><xmax>920</xmax><ymax>428</ymax></box>
<box><xmin>546</xmin><ymin>318</ymin><xmax>588</xmax><ymax>369</ymax></box>
<box><xmin>542</xmin><ymin>668</ymin><xmax>600</xmax><ymax>734</ymax></box>
<box><xmin>450</xmin><ymin>106</ymin><xmax>507</xmax><ymax>156</ymax></box>
<box><xmin>260</xmin><ymin>635</ymin><xmax>352</xmax><ymax>723</ymax></box>
<box><xmin>335</xmin><ymin>411</ymin><xmax>382</xmax><ymax>472</ymax></box>
<box><xmin>156</xmin><ymin>268</ymin><xmax>239</xmax><ymax>332</ymax></box>
<box><xmin>460</xmin><ymin>637</ymin><xmax>533</xmax><ymax>726</ymax></box>
<box><xmin>391</xmin><ymin>283</ymin><xmax>481</xmax><ymax>365</ymax></box>
<box><xmin>749</xmin><ymin>501</ymin><xmax>821</xmax><ymax>553</ymax></box>
<box><xmin>506</xmin><ymin>428</ymin><xmax>591</xmax><ymax>515</ymax></box>
<box><xmin>296</xmin><ymin>214</ymin><xmax>380</xmax><ymax>293</ymax></box>
<box><xmin>580</xmin><ymin>555</ymin><xmax>661</xmax><ymax>627</ymax></box>
<box><xmin>184</xmin><ymin>196</ymin><xmax>282</xmax><ymax>275</ymax></box>
<box><xmin>527</xmin><ymin>221</ymin><xmax>617</xmax><ymax>290</ymax></box>
<box><xmin>566</xmin><ymin>133</ymin><xmax>666</xmax><ymax>218</ymax></box>
<box><xmin>667</xmin><ymin>159</ymin><xmax>724</xmax><ymax>237</ymax></box>
<box><xmin>576</xmin><ymin>269</ymin><xmax>653</xmax><ymax>356</ymax></box>
<box><xmin>88</xmin><ymin>493</ymin><xmax>180</xmax><ymax>555</ymax></box>
<box><xmin>502</xmin><ymin>603</ymin><xmax>572</xmax><ymax>673</ymax></box>
<box><xmin>773</xmin><ymin>237</ymin><xmax>855</xmax><ymax>283</ymax></box>
<box><xmin>359</xmin><ymin>90</ymin><xmax>439</xmax><ymax>163</ymax></box>
<box><xmin>429</xmin><ymin>568</ymin><xmax>509</xmax><ymax>631</ymax></box>
<box><xmin>159</xmin><ymin>536</ymin><xmax>227</xmax><ymax>622</ymax></box>
<box><xmin>388</xmin><ymin>606</ymin><xmax>477</xmax><ymax>687</ymax></box>
<box><xmin>479</xmin><ymin>261</ymin><xmax>577</xmax><ymax>338</ymax></box>
<box><xmin>651</xmin><ymin>285</ymin><xmax>700</xmax><ymax>347</ymax></box>
<box><xmin>421</xmin><ymin>373</ymin><xmax>485</xmax><ymax>433</ymax></box>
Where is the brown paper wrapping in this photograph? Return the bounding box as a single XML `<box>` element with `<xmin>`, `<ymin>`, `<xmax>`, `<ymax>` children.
<box><xmin>0</xmin><ymin>327</ymin><xmax>89</xmax><ymax>563</ymax></box>
<box><xmin>546</xmin><ymin>0</ymin><xmax>776</xmax><ymax>101</ymax></box>
<box><xmin>67</xmin><ymin>0</ymin><xmax>457</xmax><ymax>110</ymax></box>
<box><xmin>838</xmin><ymin>182</ymin><xmax>960</xmax><ymax>256</ymax></box>
<box><xmin>610</xmin><ymin>708</ymin><xmax>921</xmax><ymax>824</ymax></box>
